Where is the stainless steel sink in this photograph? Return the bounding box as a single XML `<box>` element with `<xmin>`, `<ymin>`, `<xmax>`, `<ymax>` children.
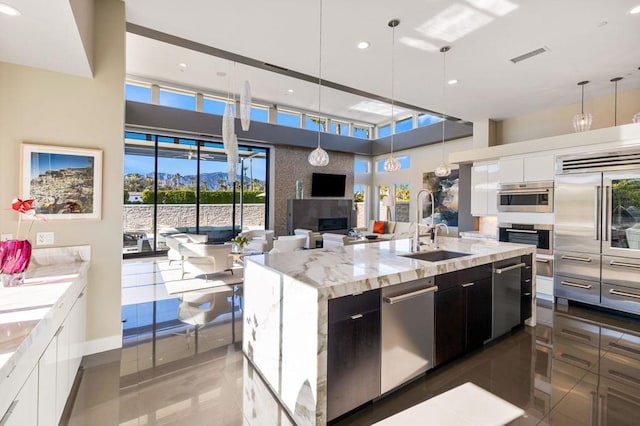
<box><xmin>401</xmin><ymin>250</ymin><xmax>472</xmax><ymax>262</ymax></box>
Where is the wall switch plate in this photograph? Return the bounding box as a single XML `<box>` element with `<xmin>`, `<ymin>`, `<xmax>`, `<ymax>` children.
<box><xmin>36</xmin><ymin>232</ymin><xmax>55</xmax><ymax>246</ymax></box>
<box><xmin>0</xmin><ymin>234</ymin><xmax>13</xmax><ymax>241</ymax></box>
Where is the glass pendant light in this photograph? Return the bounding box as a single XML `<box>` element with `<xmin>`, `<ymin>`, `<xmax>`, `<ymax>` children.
<box><xmin>434</xmin><ymin>46</ymin><xmax>451</xmax><ymax>177</ymax></box>
<box><xmin>240</xmin><ymin>80</ymin><xmax>252</xmax><ymax>131</ymax></box>
<box><xmin>308</xmin><ymin>0</ymin><xmax>329</xmax><ymax>167</ymax></box>
<box><xmin>383</xmin><ymin>19</ymin><xmax>401</xmax><ymax>173</ymax></box>
<box><xmin>573</xmin><ymin>80</ymin><xmax>592</xmax><ymax>132</ymax></box>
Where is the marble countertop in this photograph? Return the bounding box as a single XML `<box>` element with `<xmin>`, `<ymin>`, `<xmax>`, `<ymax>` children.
<box><xmin>0</xmin><ymin>246</ymin><xmax>90</xmax><ymax>381</ymax></box>
<box><xmin>248</xmin><ymin>237</ymin><xmax>535</xmax><ymax>299</ymax></box>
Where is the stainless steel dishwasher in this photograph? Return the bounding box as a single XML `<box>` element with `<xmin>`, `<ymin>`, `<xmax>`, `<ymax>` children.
<box><xmin>381</xmin><ymin>277</ymin><xmax>437</xmax><ymax>394</ymax></box>
<box><xmin>492</xmin><ymin>258</ymin><xmax>526</xmax><ymax>339</ymax></box>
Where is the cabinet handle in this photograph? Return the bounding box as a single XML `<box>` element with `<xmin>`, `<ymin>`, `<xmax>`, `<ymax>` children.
<box><xmin>524</xmin><ymin>279</ymin><xmax>532</xmax><ymax>283</ymax></box>
<box><xmin>536</xmin><ymin>258</ymin><xmax>550</xmax><ymax>264</ymax></box>
<box><xmin>350</xmin><ymin>314</ymin><xmax>363</xmax><ymax>320</ymax></box>
<box><xmin>461</xmin><ymin>282</ymin><xmax>475</xmax><ymax>288</ymax></box>
<box><xmin>0</xmin><ymin>400</ymin><xmax>19</xmax><ymax>424</ymax></box>
<box><xmin>609</xmin><ymin>260</ymin><xmax>640</xmax><ymax>269</ymax></box>
<box><xmin>383</xmin><ymin>286</ymin><xmax>438</xmax><ymax>304</ymax></box>
<box><xmin>523</xmin><ymin>293</ymin><xmax>532</xmax><ymax>296</ymax></box>
<box><xmin>561</xmin><ymin>255</ymin><xmax>592</xmax><ymax>263</ymax></box>
<box><xmin>561</xmin><ymin>280</ymin><xmax>592</xmax><ymax>290</ymax></box>
<box><xmin>5</xmin><ymin>364</ymin><xmax>16</xmax><ymax>379</ymax></box>
<box><xmin>494</xmin><ymin>262</ymin><xmax>526</xmax><ymax>274</ymax></box>
<box><xmin>608</xmin><ymin>369</ymin><xmax>640</xmax><ymax>386</ymax></box>
<box><xmin>609</xmin><ymin>289</ymin><xmax>640</xmax><ymax>300</ymax></box>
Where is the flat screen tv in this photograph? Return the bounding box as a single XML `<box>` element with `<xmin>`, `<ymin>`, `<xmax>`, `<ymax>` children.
<box><xmin>311</xmin><ymin>173</ymin><xmax>346</xmax><ymax>197</ymax></box>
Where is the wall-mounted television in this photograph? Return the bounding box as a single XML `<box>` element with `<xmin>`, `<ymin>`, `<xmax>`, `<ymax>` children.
<box><xmin>311</xmin><ymin>173</ymin><xmax>346</xmax><ymax>197</ymax></box>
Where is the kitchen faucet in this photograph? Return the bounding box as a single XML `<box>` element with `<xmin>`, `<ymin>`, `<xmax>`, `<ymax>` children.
<box><xmin>433</xmin><ymin>223</ymin><xmax>448</xmax><ymax>249</ymax></box>
<box><xmin>414</xmin><ymin>189</ymin><xmax>435</xmax><ymax>252</ymax></box>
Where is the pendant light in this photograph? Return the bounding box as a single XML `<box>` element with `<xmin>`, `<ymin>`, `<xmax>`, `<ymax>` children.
<box><xmin>573</xmin><ymin>80</ymin><xmax>592</xmax><ymax>132</ymax></box>
<box><xmin>383</xmin><ymin>19</ymin><xmax>401</xmax><ymax>173</ymax></box>
<box><xmin>434</xmin><ymin>46</ymin><xmax>451</xmax><ymax>177</ymax></box>
<box><xmin>308</xmin><ymin>0</ymin><xmax>329</xmax><ymax>167</ymax></box>
<box><xmin>240</xmin><ymin>80</ymin><xmax>252</xmax><ymax>131</ymax></box>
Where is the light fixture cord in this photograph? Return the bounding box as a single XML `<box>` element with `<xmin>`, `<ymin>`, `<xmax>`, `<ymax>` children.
<box><xmin>581</xmin><ymin>83</ymin><xmax>585</xmax><ymax>115</ymax></box>
<box><xmin>614</xmin><ymin>80</ymin><xmax>618</xmax><ymax>126</ymax></box>
<box><xmin>390</xmin><ymin>22</ymin><xmax>395</xmax><ymax>156</ymax></box>
<box><xmin>317</xmin><ymin>0</ymin><xmax>323</xmax><ymax>149</ymax></box>
<box><xmin>441</xmin><ymin>48</ymin><xmax>447</xmax><ymax>160</ymax></box>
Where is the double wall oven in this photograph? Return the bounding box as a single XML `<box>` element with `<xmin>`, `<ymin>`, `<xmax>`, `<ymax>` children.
<box><xmin>555</xmin><ymin>149</ymin><xmax>640</xmax><ymax>315</ymax></box>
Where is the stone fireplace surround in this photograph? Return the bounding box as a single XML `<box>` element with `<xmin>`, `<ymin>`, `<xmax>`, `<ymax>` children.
<box><xmin>287</xmin><ymin>199</ymin><xmax>355</xmax><ymax>235</ymax></box>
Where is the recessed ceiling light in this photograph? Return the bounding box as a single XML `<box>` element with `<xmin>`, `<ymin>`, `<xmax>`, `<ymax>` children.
<box><xmin>630</xmin><ymin>5</ymin><xmax>640</xmax><ymax>14</ymax></box>
<box><xmin>0</xmin><ymin>3</ymin><xmax>20</xmax><ymax>16</ymax></box>
<box><xmin>357</xmin><ymin>41</ymin><xmax>370</xmax><ymax>49</ymax></box>
<box><xmin>287</xmin><ymin>89</ymin><xmax>294</xmax><ymax>93</ymax></box>
<box><xmin>179</xmin><ymin>63</ymin><xmax>187</xmax><ymax>68</ymax></box>
<box><xmin>448</xmin><ymin>79</ymin><xmax>459</xmax><ymax>85</ymax></box>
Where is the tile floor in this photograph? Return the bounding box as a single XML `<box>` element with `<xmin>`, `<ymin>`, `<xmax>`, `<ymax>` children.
<box><xmin>65</xmin><ymin>258</ymin><xmax>640</xmax><ymax>425</ymax></box>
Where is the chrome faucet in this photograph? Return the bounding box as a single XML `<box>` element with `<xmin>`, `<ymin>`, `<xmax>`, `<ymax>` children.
<box><xmin>414</xmin><ymin>189</ymin><xmax>435</xmax><ymax>252</ymax></box>
<box><xmin>433</xmin><ymin>223</ymin><xmax>449</xmax><ymax>249</ymax></box>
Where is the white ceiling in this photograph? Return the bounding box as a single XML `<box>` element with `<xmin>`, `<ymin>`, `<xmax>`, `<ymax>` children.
<box><xmin>2</xmin><ymin>0</ymin><xmax>639</xmax><ymax>126</ymax></box>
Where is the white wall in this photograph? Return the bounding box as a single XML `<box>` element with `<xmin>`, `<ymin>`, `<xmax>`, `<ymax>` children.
<box><xmin>0</xmin><ymin>0</ymin><xmax>125</xmax><ymax>354</ymax></box>
<box><xmin>369</xmin><ymin>137</ymin><xmax>473</xmax><ymax>223</ymax></box>
<box><xmin>499</xmin><ymin>88</ymin><xmax>640</xmax><ymax>144</ymax></box>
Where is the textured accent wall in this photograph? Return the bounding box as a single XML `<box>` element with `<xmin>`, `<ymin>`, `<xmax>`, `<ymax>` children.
<box><xmin>273</xmin><ymin>146</ymin><xmax>354</xmax><ymax>236</ymax></box>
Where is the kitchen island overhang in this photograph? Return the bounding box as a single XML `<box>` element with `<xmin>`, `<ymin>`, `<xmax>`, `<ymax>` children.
<box><xmin>242</xmin><ymin>237</ymin><xmax>536</xmax><ymax>425</ymax></box>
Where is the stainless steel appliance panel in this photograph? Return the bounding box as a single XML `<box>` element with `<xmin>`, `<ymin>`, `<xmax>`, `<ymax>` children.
<box><xmin>554</xmin><ymin>250</ymin><xmax>601</xmax><ymax>281</ymax></box>
<box><xmin>492</xmin><ymin>259</ymin><xmax>524</xmax><ymax>339</ymax></box>
<box><xmin>536</xmin><ymin>256</ymin><xmax>553</xmax><ymax>277</ymax></box>
<box><xmin>381</xmin><ymin>278</ymin><xmax>435</xmax><ymax>394</ymax></box>
<box><xmin>602</xmin><ymin>255</ymin><xmax>640</xmax><ymax>288</ymax></box>
<box><xmin>497</xmin><ymin>181</ymin><xmax>554</xmax><ymax>213</ymax></box>
<box><xmin>554</xmin><ymin>173</ymin><xmax>602</xmax><ymax>254</ymax></box>
<box><xmin>602</xmin><ymin>170</ymin><xmax>640</xmax><ymax>259</ymax></box>
<box><xmin>601</xmin><ymin>283</ymin><xmax>640</xmax><ymax>315</ymax></box>
<box><xmin>554</xmin><ymin>274</ymin><xmax>601</xmax><ymax>305</ymax></box>
<box><xmin>498</xmin><ymin>223</ymin><xmax>552</xmax><ymax>255</ymax></box>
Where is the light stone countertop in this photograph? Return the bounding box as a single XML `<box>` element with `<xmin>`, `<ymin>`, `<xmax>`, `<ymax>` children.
<box><xmin>248</xmin><ymin>236</ymin><xmax>536</xmax><ymax>299</ymax></box>
<box><xmin>0</xmin><ymin>246</ymin><xmax>90</xmax><ymax>385</ymax></box>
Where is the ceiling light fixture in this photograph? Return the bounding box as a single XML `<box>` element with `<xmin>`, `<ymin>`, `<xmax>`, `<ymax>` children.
<box><xmin>308</xmin><ymin>0</ymin><xmax>330</xmax><ymax>167</ymax></box>
<box><xmin>0</xmin><ymin>3</ymin><xmax>20</xmax><ymax>16</ymax></box>
<box><xmin>287</xmin><ymin>89</ymin><xmax>294</xmax><ymax>93</ymax></box>
<box><xmin>240</xmin><ymin>80</ymin><xmax>252</xmax><ymax>131</ymax></box>
<box><xmin>384</xmin><ymin>19</ymin><xmax>401</xmax><ymax>173</ymax></box>
<box><xmin>434</xmin><ymin>46</ymin><xmax>452</xmax><ymax>177</ymax></box>
<box><xmin>610</xmin><ymin>77</ymin><xmax>623</xmax><ymax>126</ymax></box>
<box><xmin>357</xmin><ymin>41</ymin><xmax>370</xmax><ymax>49</ymax></box>
<box><xmin>448</xmin><ymin>79</ymin><xmax>459</xmax><ymax>85</ymax></box>
<box><xmin>629</xmin><ymin>5</ymin><xmax>640</xmax><ymax>14</ymax></box>
<box><xmin>573</xmin><ymin>80</ymin><xmax>592</xmax><ymax>132</ymax></box>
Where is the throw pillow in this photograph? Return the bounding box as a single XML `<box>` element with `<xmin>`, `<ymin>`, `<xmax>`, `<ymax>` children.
<box><xmin>373</xmin><ymin>221</ymin><xmax>386</xmax><ymax>234</ymax></box>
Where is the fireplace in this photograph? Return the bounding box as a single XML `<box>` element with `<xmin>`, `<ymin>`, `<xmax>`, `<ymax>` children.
<box><xmin>318</xmin><ymin>217</ymin><xmax>348</xmax><ymax>232</ymax></box>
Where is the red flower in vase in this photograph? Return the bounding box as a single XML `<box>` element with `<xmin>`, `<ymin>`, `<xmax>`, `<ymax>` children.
<box><xmin>7</xmin><ymin>197</ymin><xmax>47</xmax><ymax>240</ymax></box>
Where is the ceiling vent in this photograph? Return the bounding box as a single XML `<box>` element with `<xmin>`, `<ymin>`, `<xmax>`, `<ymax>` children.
<box><xmin>510</xmin><ymin>47</ymin><xmax>549</xmax><ymax>64</ymax></box>
<box><xmin>558</xmin><ymin>150</ymin><xmax>640</xmax><ymax>174</ymax></box>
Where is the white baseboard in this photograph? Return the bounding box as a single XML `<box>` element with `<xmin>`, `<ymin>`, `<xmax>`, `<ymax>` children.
<box><xmin>83</xmin><ymin>334</ymin><xmax>122</xmax><ymax>356</ymax></box>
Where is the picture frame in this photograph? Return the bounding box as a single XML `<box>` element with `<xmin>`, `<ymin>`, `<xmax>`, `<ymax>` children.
<box><xmin>21</xmin><ymin>143</ymin><xmax>103</xmax><ymax>221</ymax></box>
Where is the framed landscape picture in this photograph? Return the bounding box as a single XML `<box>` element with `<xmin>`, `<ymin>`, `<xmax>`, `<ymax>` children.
<box><xmin>21</xmin><ymin>143</ymin><xmax>103</xmax><ymax>220</ymax></box>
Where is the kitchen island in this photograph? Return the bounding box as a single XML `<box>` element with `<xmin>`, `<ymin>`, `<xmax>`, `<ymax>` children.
<box><xmin>242</xmin><ymin>237</ymin><xmax>536</xmax><ymax>425</ymax></box>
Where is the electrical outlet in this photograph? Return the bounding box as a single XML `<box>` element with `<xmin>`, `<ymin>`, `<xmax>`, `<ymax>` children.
<box><xmin>36</xmin><ymin>232</ymin><xmax>55</xmax><ymax>246</ymax></box>
<box><xmin>0</xmin><ymin>234</ymin><xmax>13</xmax><ymax>241</ymax></box>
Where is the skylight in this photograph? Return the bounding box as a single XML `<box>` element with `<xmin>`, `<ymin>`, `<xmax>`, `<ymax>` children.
<box><xmin>349</xmin><ymin>101</ymin><xmax>407</xmax><ymax>117</ymax></box>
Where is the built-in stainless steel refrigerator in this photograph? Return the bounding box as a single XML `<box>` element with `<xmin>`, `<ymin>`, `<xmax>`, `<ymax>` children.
<box><xmin>555</xmin><ymin>150</ymin><xmax>640</xmax><ymax>315</ymax></box>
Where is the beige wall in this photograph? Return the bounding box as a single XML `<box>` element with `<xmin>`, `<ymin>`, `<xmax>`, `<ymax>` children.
<box><xmin>498</xmin><ymin>88</ymin><xmax>640</xmax><ymax>144</ymax></box>
<box><xmin>272</xmin><ymin>146</ymin><xmax>354</xmax><ymax>237</ymax></box>
<box><xmin>0</xmin><ymin>0</ymin><xmax>125</xmax><ymax>354</ymax></box>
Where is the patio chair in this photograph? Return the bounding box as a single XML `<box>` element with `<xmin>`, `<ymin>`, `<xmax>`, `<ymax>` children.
<box><xmin>179</xmin><ymin>242</ymin><xmax>233</xmax><ymax>280</ymax></box>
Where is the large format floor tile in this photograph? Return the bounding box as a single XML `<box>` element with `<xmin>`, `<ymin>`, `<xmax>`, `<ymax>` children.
<box><xmin>64</xmin><ymin>258</ymin><xmax>640</xmax><ymax>425</ymax></box>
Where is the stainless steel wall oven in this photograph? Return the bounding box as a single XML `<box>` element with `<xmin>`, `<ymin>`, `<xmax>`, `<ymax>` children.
<box><xmin>497</xmin><ymin>181</ymin><xmax>554</xmax><ymax>213</ymax></box>
<box><xmin>498</xmin><ymin>223</ymin><xmax>553</xmax><ymax>256</ymax></box>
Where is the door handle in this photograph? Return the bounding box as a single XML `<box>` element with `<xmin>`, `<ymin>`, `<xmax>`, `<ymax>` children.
<box><xmin>383</xmin><ymin>286</ymin><xmax>438</xmax><ymax>304</ymax></box>
<box><xmin>609</xmin><ymin>289</ymin><xmax>640</xmax><ymax>300</ymax></box>
<box><xmin>461</xmin><ymin>282</ymin><xmax>475</xmax><ymax>288</ymax></box>
<box><xmin>350</xmin><ymin>314</ymin><xmax>363</xmax><ymax>320</ymax></box>
<box><xmin>595</xmin><ymin>186</ymin><xmax>601</xmax><ymax>241</ymax></box>
<box><xmin>561</xmin><ymin>280</ymin><xmax>593</xmax><ymax>290</ymax></box>
<box><xmin>609</xmin><ymin>260</ymin><xmax>640</xmax><ymax>269</ymax></box>
<box><xmin>494</xmin><ymin>262</ymin><xmax>526</xmax><ymax>274</ymax></box>
<box><xmin>603</xmin><ymin>185</ymin><xmax>610</xmax><ymax>242</ymax></box>
<box><xmin>561</xmin><ymin>255</ymin><xmax>593</xmax><ymax>263</ymax></box>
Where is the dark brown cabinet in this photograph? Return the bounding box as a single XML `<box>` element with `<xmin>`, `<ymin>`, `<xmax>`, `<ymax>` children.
<box><xmin>327</xmin><ymin>289</ymin><xmax>380</xmax><ymax>421</ymax></box>
<box><xmin>434</xmin><ymin>265</ymin><xmax>492</xmax><ymax>366</ymax></box>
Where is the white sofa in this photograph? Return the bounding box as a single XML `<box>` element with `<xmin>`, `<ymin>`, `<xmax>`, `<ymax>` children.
<box><xmin>294</xmin><ymin>228</ymin><xmax>323</xmax><ymax>249</ymax></box>
<box><xmin>322</xmin><ymin>233</ymin><xmax>351</xmax><ymax>248</ymax></box>
<box><xmin>271</xmin><ymin>235</ymin><xmax>306</xmax><ymax>252</ymax></box>
<box><xmin>165</xmin><ymin>233</ymin><xmax>208</xmax><ymax>264</ymax></box>
<box><xmin>357</xmin><ymin>220</ymin><xmax>416</xmax><ymax>240</ymax></box>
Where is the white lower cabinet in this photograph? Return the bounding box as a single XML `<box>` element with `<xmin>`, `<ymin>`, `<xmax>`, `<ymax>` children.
<box><xmin>38</xmin><ymin>337</ymin><xmax>57</xmax><ymax>426</ymax></box>
<box><xmin>1</xmin><ymin>366</ymin><xmax>39</xmax><ymax>426</ymax></box>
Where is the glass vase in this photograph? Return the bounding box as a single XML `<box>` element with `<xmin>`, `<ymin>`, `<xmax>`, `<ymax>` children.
<box><xmin>0</xmin><ymin>239</ymin><xmax>32</xmax><ymax>287</ymax></box>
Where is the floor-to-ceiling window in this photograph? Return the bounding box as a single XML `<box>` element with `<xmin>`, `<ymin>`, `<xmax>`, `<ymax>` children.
<box><xmin>123</xmin><ymin>131</ymin><xmax>269</xmax><ymax>257</ymax></box>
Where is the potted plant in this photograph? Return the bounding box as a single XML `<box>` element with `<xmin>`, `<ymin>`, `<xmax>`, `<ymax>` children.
<box><xmin>230</xmin><ymin>234</ymin><xmax>249</xmax><ymax>253</ymax></box>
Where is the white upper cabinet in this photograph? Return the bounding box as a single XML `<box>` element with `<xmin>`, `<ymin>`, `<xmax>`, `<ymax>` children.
<box><xmin>499</xmin><ymin>154</ymin><xmax>555</xmax><ymax>183</ymax></box>
<box><xmin>471</xmin><ymin>161</ymin><xmax>499</xmax><ymax>216</ymax></box>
